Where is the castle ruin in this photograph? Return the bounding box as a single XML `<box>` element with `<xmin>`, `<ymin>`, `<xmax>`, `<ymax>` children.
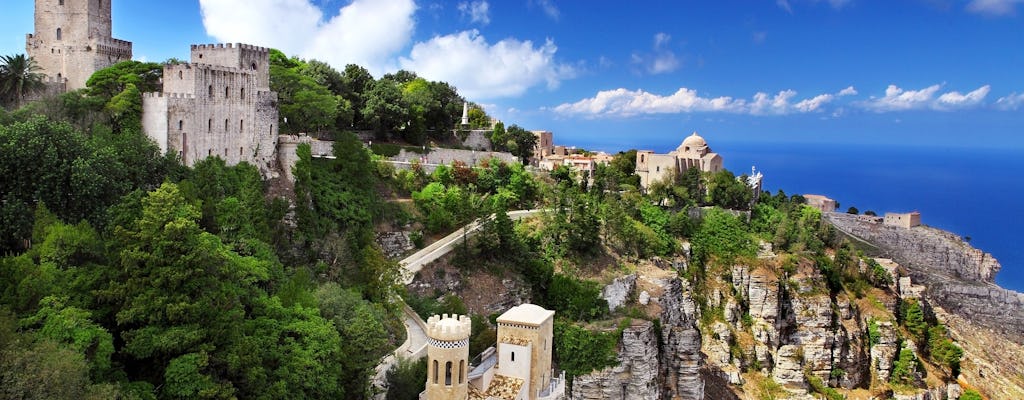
<box><xmin>26</xmin><ymin>0</ymin><xmax>133</xmax><ymax>91</ymax></box>
<box><xmin>141</xmin><ymin>44</ymin><xmax>280</xmax><ymax>177</ymax></box>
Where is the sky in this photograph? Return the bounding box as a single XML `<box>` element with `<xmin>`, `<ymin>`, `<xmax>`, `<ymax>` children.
<box><xmin>3</xmin><ymin>0</ymin><xmax>1024</xmax><ymax>152</ymax></box>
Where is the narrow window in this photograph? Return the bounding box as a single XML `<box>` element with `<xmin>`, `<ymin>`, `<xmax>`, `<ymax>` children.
<box><xmin>59</xmin><ymin>0</ymin><xmax>64</xmax><ymax>5</ymax></box>
<box><xmin>56</xmin><ymin>28</ymin><xmax>62</xmax><ymax>40</ymax></box>
<box><xmin>208</xmin><ymin>85</ymin><xmax>213</xmax><ymax>98</ymax></box>
<box><xmin>224</xmin><ymin>148</ymin><xmax>227</xmax><ymax>156</ymax></box>
<box><xmin>225</xmin><ymin>119</ymin><xmax>229</xmax><ymax>132</ymax></box>
<box><xmin>239</xmin><ymin>147</ymin><xmax>243</xmax><ymax>156</ymax></box>
<box><xmin>240</xmin><ymin>87</ymin><xmax>245</xmax><ymax>99</ymax></box>
<box><xmin>208</xmin><ymin>149</ymin><xmax>212</xmax><ymax>156</ymax></box>
<box><xmin>433</xmin><ymin>360</ymin><xmax>438</xmax><ymax>384</ymax></box>
<box><xmin>240</xmin><ymin>119</ymin><xmax>244</xmax><ymax>132</ymax></box>
<box><xmin>208</xmin><ymin>119</ymin><xmax>212</xmax><ymax>132</ymax></box>
<box><xmin>179</xmin><ymin>71</ymin><xmax>183</xmax><ymax>79</ymax></box>
<box><xmin>459</xmin><ymin>361</ymin><xmax>464</xmax><ymax>383</ymax></box>
<box><xmin>445</xmin><ymin>362</ymin><xmax>452</xmax><ymax>386</ymax></box>
<box><xmin>178</xmin><ymin>120</ymin><xmax>183</xmax><ymax>130</ymax></box>
<box><xmin>225</xmin><ymin>86</ymin><xmax>229</xmax><ymax>98</ymax></box>
<box><xmin>511</xmin><ymin>352</ymin><xmax>515</xmax><ymax>362</ymax></box>
<box><xmin>251</xmin><ymin>62</ymin><xmax>257</xmax><ymax>70</ymax></box>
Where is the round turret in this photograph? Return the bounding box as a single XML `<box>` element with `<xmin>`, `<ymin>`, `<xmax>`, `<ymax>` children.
<box><xmin>425</xmin><ymin>314</ymin><xmax>471</xmax><ymax>400</ymax></box>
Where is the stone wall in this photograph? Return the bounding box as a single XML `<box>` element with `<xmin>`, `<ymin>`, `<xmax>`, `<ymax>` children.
<box><xmin>461</xmin><ymin>130</ymin><xmax>493</xmax><ymax>151</ymax></box>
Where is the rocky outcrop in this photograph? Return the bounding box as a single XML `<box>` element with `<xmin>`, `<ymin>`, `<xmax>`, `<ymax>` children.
<box><xmin>870</xmin><ymin>320</ymin><xmax>899</xmax><ymax>382</ymax></box>
<box><xmin>572</xmin><ymin>322</ymin><xmax>660</xmax><ymax>400</ymax></box>
<box><xmin>601</xmin><ymin>274</ymin><xmax>637</xmax><ymax>312</ymax></box>
<box><xmin>655</xmin><ymin>277</ymin><xmax>704</xmax><ymax>400</ymax></box>
<box><xmin>826</xmin><ymin>212</ymin><xmax>1024</xmax><ymax>343</ymax></box>
<box><xmin>376</xmin><ymin>231</ymin><xmax>415</xmax><ymax>259</ymax></box>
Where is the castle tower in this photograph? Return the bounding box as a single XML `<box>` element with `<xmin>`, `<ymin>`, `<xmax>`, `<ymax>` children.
<box><xmin>425</xmin><ymin>314</ymin><xmax>472</xmax><ymax>400</ymax></box>
<box><xmin>26</xmin><ymin>0</ymin><xmax>133</xmax><ymax>91</ymax></box>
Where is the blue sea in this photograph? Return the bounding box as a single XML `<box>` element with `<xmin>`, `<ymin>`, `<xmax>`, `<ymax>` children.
<box><xmin>651</xmin><ymin>141</ymin><xmax>1024</xmax><ymax>292</ymax></box>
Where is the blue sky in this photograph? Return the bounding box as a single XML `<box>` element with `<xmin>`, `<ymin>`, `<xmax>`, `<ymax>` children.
<box><xmin>3</xmin><ymin>0</ymin><xmax>1023</xmax><ymax>152</ymax></box>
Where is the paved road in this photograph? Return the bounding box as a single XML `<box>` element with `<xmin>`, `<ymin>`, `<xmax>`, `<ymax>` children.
<box><xmin>400</xmin><ymin>209</ymin><xmax>544</xmax><ymax>284</ymax></box>
<box><xmin>371</xmin><ymin>209</ymin><xmax>545</xmax><ymax>398</ymax></box>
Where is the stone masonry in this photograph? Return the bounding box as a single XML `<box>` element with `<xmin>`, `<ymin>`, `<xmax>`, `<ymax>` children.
<box><xmin>142</xmin><ymin>44</ymin><xmax>280</xmax><ymax>177</ymax></box>
<box><xmin>27</xmin><ymin>0</ymin><xmax>133</xmax><ymax>91</ymax></box>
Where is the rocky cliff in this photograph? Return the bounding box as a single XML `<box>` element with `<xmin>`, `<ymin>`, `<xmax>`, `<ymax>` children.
<box><xmin>826</xmin><ymin>212</ymin><xmax>1024</xmax><ymax>342</ymax></box>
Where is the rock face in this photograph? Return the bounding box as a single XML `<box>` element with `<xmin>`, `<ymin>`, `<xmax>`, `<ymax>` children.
<box><xmin>601</xmin><ymin>274</ymin><xmax>637</xmax><ymax>312</ymax></box>
<box><xmin>376</xmin><ymin>231</ymin><xmax>415</xmax><ymax>259</ymax></box>
<box><xmin>571</xmin><ymin>322</ymin><xmax>660</xmax><ymax>400</ymax></box>
<box><xmin>827</xmin><ymin>213</ymin><xmax>1024</xmax><ymax>343</ymax></box>
<box><xmin>656</xmin><ymin>278</ymin><xmax>704</xmax><ymax>400</ymax></box>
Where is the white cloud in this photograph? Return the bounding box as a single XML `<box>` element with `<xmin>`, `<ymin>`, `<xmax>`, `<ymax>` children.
<box><xmin>996</xmin><ymin>92</ymin><xmax>1024</xmax><ymax>110</ymax></box>
<box><xmin>966</xmin><ymin>0</ymin><xmax>1024</xmax><ymax>16</ymax></box>
<box><xmin>399</xmin><ymin>30</ymin><xmax>575</xmax><ymax>100</ymax></box>
<box><xmin>199</xmin><ymin>0</ymin><xmax>416</xmax><ymax>76</ymax></box>
<box><xmin>633</xmin><ymin>33</ymin><xmax>681</xmax><ymax>75</ymax></box>
<box><xmin>860</xmin><ymin>84</ymin><xmax>991</xmax><ymax>112</ymax></box>
<box><xmin>458</xmin><ymin>1</ymin><xmax>490</xmax><ymax>25</ymax></box>
<box><xmin>936</xmin><ymin>85</ymin><xmax>991</xmax><ymax>109</ymax></box>
<box><xmin>838</xmin><ymin>86</ymin><xmax>858</xmax><ymax>96</ymax></box>
<box><xmin>551</xmin><ymin>87</ymin><xmax>852</xmax><ymax>117</ymax></box>
<box><xmin>794</xmin><ymin>93</ymin><xmax>835</xmax><ymax>112</ymax></box>
<box><xmin>531</xmin><ymin>0</ymin><xmax>560</xmax><ymax>20</ymax></box>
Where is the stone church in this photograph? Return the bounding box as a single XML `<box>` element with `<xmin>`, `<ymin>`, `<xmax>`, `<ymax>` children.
<box><xmin>141</xmin><ymin>44</ymin><xmax>281</xmax><ymax>177</ymax></box>
<box><xmin>635</xmin><ymin>131</ymin><xmax>724</xmax><ymax>190</ymax></box>
<box><xmin>26</xmin><ymin>0</ymin><xmax>133</xmax><ymax>91</ymax></box>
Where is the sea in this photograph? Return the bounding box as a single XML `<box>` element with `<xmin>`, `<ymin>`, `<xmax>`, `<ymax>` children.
<box><xmin>650</xmin><ymin>140</ymin><xmax>1024</xmax><ymax>292</ymax></box>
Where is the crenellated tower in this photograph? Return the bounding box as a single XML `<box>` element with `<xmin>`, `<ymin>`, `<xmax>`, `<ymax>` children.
<box><xmin>425</xmin><ymin>314</ymin><xmax>472</xmax><ymax>400</ymax></box>
<box><xmin>26</xmin><ymin>0</ymin><xmax>133</xmax><ymax>91</ymax></box>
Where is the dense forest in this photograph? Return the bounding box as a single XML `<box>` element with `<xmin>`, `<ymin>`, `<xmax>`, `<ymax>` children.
<box><xmin>1</xmin><ymin>51</ymin><xmax>974</xmax><ymax>400</ymax></box>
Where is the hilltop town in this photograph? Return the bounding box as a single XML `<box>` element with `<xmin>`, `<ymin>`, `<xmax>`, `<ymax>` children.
<box><xmin>1</xmin><ymin>2</ymin><xmax>1022</xmax><ymax>400</ymax></box>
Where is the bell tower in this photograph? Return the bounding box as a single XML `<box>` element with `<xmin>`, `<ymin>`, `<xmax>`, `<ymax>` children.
<box><xmin>26</xmin><ymin>0</ymin><xmax>133</xmax><ymax>91</ymax></box>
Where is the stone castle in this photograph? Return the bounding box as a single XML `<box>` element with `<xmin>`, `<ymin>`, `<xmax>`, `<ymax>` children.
<box><xmin>26</xmin><ymin>0</ymin><xmax>133</xmax><ymax>91</ymax></box>
<box><xmin>635</xmin><ymin>131</ymin><xmax>724</xmax><ymax>189</ymax></box>
<box><xmin>141</xmin><ymin>44</ymin><xmax>280</xmax><ymax>176</ymax></box>
<box><xmin>424</xmin><ymin>304</ymin><xmax>564</xmax><ymax>400</ymax></box>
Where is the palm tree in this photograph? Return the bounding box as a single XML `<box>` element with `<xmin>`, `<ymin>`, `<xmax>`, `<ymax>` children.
<box><xmin>0</xmin><ymin>54</ymin><xmax>46</xmax><ymax>109</ymax></box>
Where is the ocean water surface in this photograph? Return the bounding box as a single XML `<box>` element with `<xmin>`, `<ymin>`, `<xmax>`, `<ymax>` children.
<box><xmin>654</xmin><ymin>141</ymin><xmax>1024</xmax><ymax>292</ymax></box>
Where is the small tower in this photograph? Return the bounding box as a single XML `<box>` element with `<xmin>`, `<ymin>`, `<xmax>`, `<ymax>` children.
<box><xmin>425</xmin><ymin>314</ymin><xmax>472</xmax><ymax>400</ymax></box>
<box><xmin>461</xmin><ymin>102</ymin><xmax>470</xmax><ymax>127</ymax></box>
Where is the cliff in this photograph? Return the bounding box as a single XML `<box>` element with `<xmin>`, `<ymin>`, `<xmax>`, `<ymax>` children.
<box><xmin>826</xmin><ymin>212</ymin><xmax>1024</xmax><ymax>342</ymax></box>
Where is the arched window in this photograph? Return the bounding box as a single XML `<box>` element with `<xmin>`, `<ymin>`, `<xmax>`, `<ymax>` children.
<box><xmin>59</xmin><ymin>0</ymin><xmax>64</xmax><ymax>6</ymax></box>
<box><xmin>225</xmin><ymin>86</ymin><xmax>229</xmax><ymax>98</ymax></box>
<box><xmin>178</xmin><ymin>71</ymin><xmax>183</xmax><ymax>79</ymax></box>
<box><xmin>224</xmin><ymin>119</ymin><xmax>229</xmax><ymax>132</ymax></box>
<box><xmin>208</xmin><ymin>119</ymin><xmax>212</xmax><ymax>132</ymax></box>
<box><xmin>208</xmin><ymin>85</ymin><xmax>213</xmax><ymax>98</ymax></box>
<box><xmin>178</xmin><ymin>120</ymin><xmax>183</xmax><ymax>130</ymax></box>
<box><xmin>56</xmin><ymin>28</ymin><xmax>62</xmax><ymax>40</ymax></box>
<box><xmin>459</xmin><ymin>361</ymin><xmax>464</xmax><ymax>384</ymax></box>
<box><xmin>239</xmin><ymin>147</ymin><xmax>243</xmax><ymax>156</ymax></box>
<box><xmin>240</xmin><ymin>88</ymin><xmax>245</xmax><ymax>99</ymax></box>
<box><xmin>432</xmin><ymin>360</ymin><xmax>438</xmax><ymax>384</ymax></box>
<box><xmin>239</xmin><ymin>119</ymin><xmax>244</xmax><ymax>132</ymax></box>
<box><xmin>445</xmin><ymin>362</ymin><xmax>452</xmax><ymax>386</ymax></box>
<box><xmin>251</xmin><ymin>62</ymin><xmax>257</xmax><ymax>70</ymax></box>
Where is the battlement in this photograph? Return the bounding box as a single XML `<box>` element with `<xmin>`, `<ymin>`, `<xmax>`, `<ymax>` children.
<box><xmin>191</xmin><ymin>43</ymin><xmax>270</xmax><ymax>53</ymax></box>
<box><xmin>426</xmin><ymin>314</ymin><xmax>472</xmax><ymax>341</ymax></box>
<box><xmin>186</xmin><ymin>62</ymin><xmax>260</xmax><ymax>74</ymax></box>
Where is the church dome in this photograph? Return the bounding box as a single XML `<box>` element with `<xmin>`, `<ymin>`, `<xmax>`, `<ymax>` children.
<box><xmin>676</xmin><ymin>132</ymin><xmax>707</xmax><ymax>153</ymax></box>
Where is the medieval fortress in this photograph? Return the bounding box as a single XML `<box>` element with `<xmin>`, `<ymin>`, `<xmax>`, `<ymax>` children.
<box><xmin>140</xmin><ymin>44</ymin><xmax>280</xmax><ymax>176</ymax></box>
<box><xmin>26</xmin><ymin>0</ymin><xmax>133</xmax><ymax>91</ymax></box>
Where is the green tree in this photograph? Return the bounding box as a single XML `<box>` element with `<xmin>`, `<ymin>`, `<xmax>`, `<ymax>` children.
<box><xmin>959</xmin><ymin>389</ymin><xmax>982</xmax><ymax>400</ymax></box>
<box><xmin>341</xmin><ymin>64</ymin><xmax>375</xmax><ymax>129</ymax></box>
<box><xmin>362</xmin><ymin>79</ymin><xmax>407</xmax><ymax>138</ymax></box>
<box><xmin>0</xmin><ymin>54</ymin><xmax>46</xmax><ymax>109</ymax></box>
<box><xmin>692</xmin><ymin>208</ymin><xmax>755</xmax><ymax>265</ymax></box>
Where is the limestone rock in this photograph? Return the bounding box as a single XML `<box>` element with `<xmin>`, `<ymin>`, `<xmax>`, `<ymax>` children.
<box><xmin>871</xmin><ymin>320</ymin><xmax>899</xmax><ymax>382</ymax></box>
<box><xmin>771</xmin><ymin>345</ymin><xmax>806</xmax><ymax>389</ymax></box>
<box><xmin>638</xmin><ymin>290</ymin><xmax>650</xmax><ymax>306</ymax></box>
<box><xmin>571</xmin><ymin>322</ymin><xmax>659</xmax><ymax>400</ymax></box>
<box><xmin>655</xmin><ymin>278</ymin><xmax>703</xmax><ymax>400</ymax></box>
<box><xmin>376</xmin><ymin>231</ymin><xmax>415</xmax><ymax>259</ymax></box>
<box><xmin>601</xmin><ymin>274</ymin><xmax>637</xmax><ymax>312</ymax></box>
